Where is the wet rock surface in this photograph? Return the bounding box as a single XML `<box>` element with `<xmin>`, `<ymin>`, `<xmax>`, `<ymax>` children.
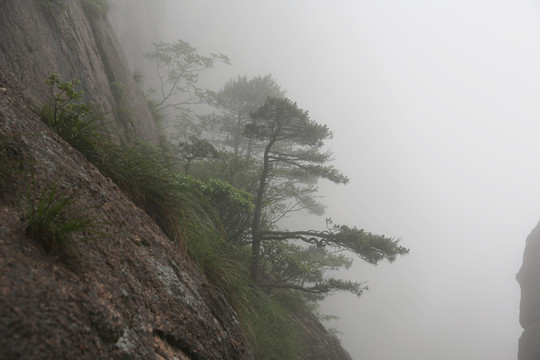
<box><xmin>0</xmin><ymin>66</ymin><xmax>252</xmax><ymax>359</ymax></box>
<box><xmin>0</xmin><ymin>0</ymin><xmax>162</xmax><ymax>144</ymax></box>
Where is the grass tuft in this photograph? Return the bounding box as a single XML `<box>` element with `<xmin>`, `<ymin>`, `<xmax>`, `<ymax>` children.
<box><xmin>24</xmin><ymin>180</ymin><xmax>94</xmax><ymax>256</ymax></box>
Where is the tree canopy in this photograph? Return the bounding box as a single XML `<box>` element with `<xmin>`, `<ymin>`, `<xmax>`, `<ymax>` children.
<box><xmin>205</xmin><ymin>74</ymin><xmax>285</xmax><ymax>156</ymax></box>
<box><xmin>244</xmin><ymin>97</ymin><xmax>407</xmax><ymax>289</ymax></box>
<box><xmin>144</xmin><ymin>40</ymin><xmax>230</xmax><ymax>112</ymax></box>
<box><xmin>142</xmin><ymin>40</ymin><xmax>408</xmax><ymax>301</ymax></box>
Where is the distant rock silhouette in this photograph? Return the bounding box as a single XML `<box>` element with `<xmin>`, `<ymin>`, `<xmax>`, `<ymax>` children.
<box><xmin>517</xmin><ymin>221</ymin><xmax>540</xmax><ymax>360</ymax></box>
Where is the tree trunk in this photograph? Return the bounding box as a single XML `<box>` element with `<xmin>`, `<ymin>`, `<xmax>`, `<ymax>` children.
<box><xmin>249</xmin><ymin>139</ymin><xmax>274</xmax><ymax>282</ymax></box>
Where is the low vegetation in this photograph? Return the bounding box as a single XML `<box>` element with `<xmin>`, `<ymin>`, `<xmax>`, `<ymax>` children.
<box><xmin>40</xmin><ymin>73</ymin><xmax>103</xmax><ymax>158</ymax></box>
<box><xmin>24</xmin><ymin>180</ymin><xmax>94</xmax><ymax>256</ymax></box>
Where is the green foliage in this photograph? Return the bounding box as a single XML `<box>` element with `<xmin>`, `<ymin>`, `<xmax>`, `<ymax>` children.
<box><xmin>24</xmin><ymin>180</ymin><xmax>94</xmax><ymax>256</ymax></box>
<box><xmin>205</xmin><ymin>74</ymin><xmax>286</xmax><ymax>156</ymax></box>
<box><xmin>326</xmin><ymin>220</ymin><xmax>410</xmax><ymax>264</ymax></box>
<box><xmin>188</xmin><ymin>152</ymin><xmax>261</xmax><ymax>195</ymax></box>
<box><xmin>183</xmin><ymin>176</ymin><xmax>253</xmax><ymax>245</ymax></box>
<box><xmin>144</xmin><ymin>39</ymin><xmax>230</xmax><ymax>113</ymax></box>
<box><xmin>81</xmin><ymin>0</ymin><xmax>110</xmax><ymax>17</ymax></box>
<box><xmin>41</xmin><ymin>73</ymin><xmax>102</xmax><ymax>156</ymax></box>
<box><xmin>43</xmin><ymin>73</ymin><xmax>89</xmax><ymax>126</ymax></box>
<box><xmin>247</xmin><ymin>293</ymin><xmax>304</xmax><ymax>360</ymax></box>
<box><xmin>177</xmin><ymin>136</ymin><xmax>219</xmax><ymax>174</ymax></box>
<box><xmin>260</xmin><ymin>242</ymin><xmax>367</xmax><ymax>299</ymax></box>
<box><xmin>92</xmin><ymin>142</ymin><xmax>190</xmax><ymax>244</ymax></box>
<box><xmin>248</xmin><ymin>96</ymin><xmax>350</xmax><ymax>282</ymax></box>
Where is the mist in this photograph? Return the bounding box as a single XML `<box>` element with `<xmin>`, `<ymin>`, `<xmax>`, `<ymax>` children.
<box><xmin>113</xmin><ymin>1</ymin><xmax>540</xmax><ymax>358</ymax></box>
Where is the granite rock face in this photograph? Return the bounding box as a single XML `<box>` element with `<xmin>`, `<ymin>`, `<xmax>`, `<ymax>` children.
<box><xmin>0</xmin><ymin>66</ymin><xmax>252</xmax><ymax>359</ymax></box>
<box><xmin>517</xmin><ymin>221</ymin><xmax>540</xmax><ymax>360</ymax></box>
<box><xmin>0</xmin><ymin>0</ymin><xmax>162</xmax><ymax>144</ymax></box>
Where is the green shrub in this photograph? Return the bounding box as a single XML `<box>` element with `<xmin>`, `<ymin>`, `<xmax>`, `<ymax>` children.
<box><xmin>90</xmin><ymin>142</ymin><xmax>188</xmax><ymax>244</ymax></box>
<box><xmin>24</xmin><ymin>180</ymin><xmax>94</xmax><ymax>256</ymax></box>
<box><xmin>41</xmin><ymin>73</ymin><xmax>103</xmax><ymax>157</ymax></box>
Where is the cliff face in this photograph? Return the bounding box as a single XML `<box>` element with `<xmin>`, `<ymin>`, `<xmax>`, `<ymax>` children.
<box><xmin>0</xmin><ymin>65</ymin><xmax>252</xmax><ymax>359</ymax></box>
<box><xmin>517</xmin><ymin>221</ymin><xmax>540</xmax><ymax>360</ymax></box>
<box><xmin>0</xmin><ymin>2</ymin><xmax>355</xmax><ymax>358</ymax></box>
<box><xmin>0</xmin><ymin>0</ymin><xmax>162</xmax><ymax>144</ymax></box>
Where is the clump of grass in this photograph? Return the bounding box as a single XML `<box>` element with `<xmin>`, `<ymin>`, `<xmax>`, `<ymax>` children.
<box><xmin>248</xmin><ymin>294</ymin><xmax>303</xmax><ymax>359</ymax></box>
<box><xmin>182</xmin><ymin>220</ymin><xmax>303</xmax><ymax>359</ymax></box>
<box><xmin>91</xmin><ymin>142</ymin><xmax>188</xmax><ymax>245</ymax></box>
<box><xmin>24</xmin><ymin>180</ymin><xmax>94</xmax><ymax>256</ymax></box>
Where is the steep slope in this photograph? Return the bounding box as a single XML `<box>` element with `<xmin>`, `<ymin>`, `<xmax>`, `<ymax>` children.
<box><xmin>0</xmin><ymin>65</ymin><xmax>252</xmax><ymax>359</ymax></box>
<box><xmin>0</xmin><ymin>0</ymin><xmax>161</xmax><ymax>144</ymax></box>
<box><xmin>0</xmin><ymin>2</ymin><xmax>358</xmax><ymax>358</ymax></box>
<box><xmin>517</xmin><ymin>221</ymin><xmax>540</xmax><ymax>360</ymax></box>
<box><xmin>291</xmin><ymin>308</ymin><xmax>353</xmax><ymax>360</ymax></box>
<box><xmin>109</xmin><ymin>3</ymin><xmax>358</xmax><ymax>358</ymax></box>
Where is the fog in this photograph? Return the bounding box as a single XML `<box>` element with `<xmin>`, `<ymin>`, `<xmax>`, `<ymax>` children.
<box><xmin>118</xmin><ymin>1</ymin><xmax>540</xmax><ymax>358</ymax></box>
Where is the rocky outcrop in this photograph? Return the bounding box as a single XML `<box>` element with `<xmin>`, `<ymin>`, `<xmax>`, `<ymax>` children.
<box><xmin>0</xmin><ymin>65</ymin><xmax>252</xmax><ymax>359</ymax></box>
<box><xmin>517</xmin><ymin>221</ymin><xmax>540</xmax><ymax>360</ymax></box>
<box><xmin>0</xmin><ymin>0</ymin><xmax>162</xmax><ymax>144</ymax></box>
